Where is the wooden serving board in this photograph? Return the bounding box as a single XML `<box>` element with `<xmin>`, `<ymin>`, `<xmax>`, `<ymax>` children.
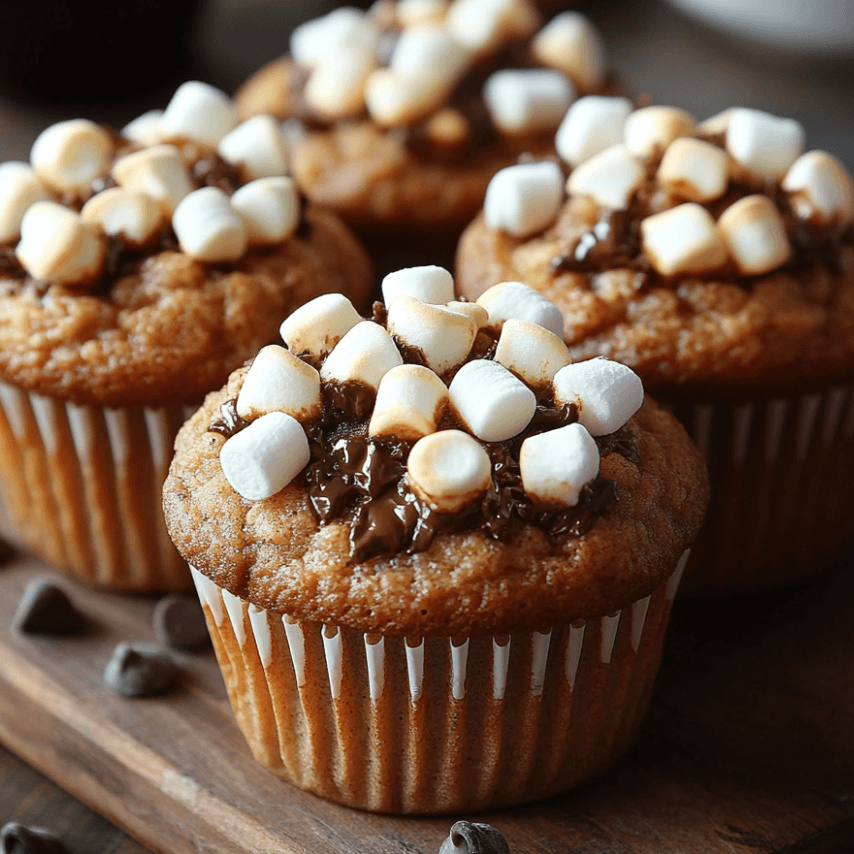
<box><xmin>0</xmin><ymin>545</ymin><xmax>853</xmax><ymax>854</ymax></box>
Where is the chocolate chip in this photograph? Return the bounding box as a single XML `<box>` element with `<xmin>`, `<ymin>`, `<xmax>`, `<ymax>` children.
<box><xmin>103</xmin><ymin>643</ymin><xmax>179</xmax><ymax>697</ymax></box>
<box><xmin>13</xmin><ymin>580</ymin><xmax>86</xmax><ymax>635</ymax></box>
<box><xmin>0</xmin><ymin>823</ymin><xmax>69</xmax><ymax>854</ymax></box>
<box><xmin>438</xmin><ymin>822</ymin><xmax>511</xmax><ymax>854</ymax></box>
<box><xmin>153</xmin><ymin>594</ymin><xmax>210</xmax><ymax>650</ymax></box>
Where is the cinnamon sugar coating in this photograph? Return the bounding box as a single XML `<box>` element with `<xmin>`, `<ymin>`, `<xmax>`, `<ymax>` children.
<box><xmin>163</xmin><ymin>380</ymin><xmax>708</xmax><ymax>636</ymax></box>
<box><xmin>0</xmin><ymin>206</ymin><xmax>373</xmax><ymax>407</ymax></box>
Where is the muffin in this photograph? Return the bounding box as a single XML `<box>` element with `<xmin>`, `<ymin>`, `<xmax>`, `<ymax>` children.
<box><xmin>163</xmin><ymin>271</ymin><xmax>708</xmax><ymax>813</ymax></box>
<box><xmin>0</xmin><ymin>80</ymin><xmax>373</xmax><ymax>591</ymax></box>
<box><xmin>234</xmin><ymin>1</ymin><xmax>613</xmax><ymax>270</ymax></box>
<box><xmin>456</xmin><ymin>102</ymin><xmax>854</xmax><ymax>594</ymax></box>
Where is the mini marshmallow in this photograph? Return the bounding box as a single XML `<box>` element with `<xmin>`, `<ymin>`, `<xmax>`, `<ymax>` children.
<box><xmin>111</xmin><ymin>144</ymin><xmax>192</xmax><ymax>215</ymax></box>
<box><xmin>623</xmin><ymin>106</ymin><xmax>696</xmax><ymax>160</ymax></box>
<box><xmin>217</xmin><ymin>115</ymin><xmax>289</xmax><ymax>179</ymax></box>
<box><xmin>483</xmin><ymin>69</ymin><xmax>575</xmax><ymax>136</ymax></box>
<box><xmin>389</xmin><ymin>23</ymin><xmax>471</xmax><ymax>80</ymax></box>
<box><xmin>396</xmin><ymin>0</ymin><xmax>448</xmax><ymax>27</ymax></box>
<box><xmin>16</xmin><ymin>201</ymin><xmax>105</xmax><ymax>286</ymax></box>
<box><xmin>407</xmin><ymin>429</ymin><xmax>492</xmax><ymax>513</ymax></box>
<box><xmin>381</xmin><ymin>265</ymin><xmax>455</xmax><ymax>306</ymax></box>
<box><xmin>717</xmin><ymin>194</ymin><xmax>791</xmax><ymax>276</ymax></box>
<box><xmin>369</xmin><ymin>364</ymin><xmax>449</xmax><ymax>440</ymax></box>
<box><xmin>161</xmin><ymin>81</ymin><xmax>237</xmax><ymax>147</ymax></box>
<box><xmin>476</xmin><ymin>281</ymin><xmax>564</xmax><ymax>338</ymax></box>
<box><xmin>0</xmin><ymin>162</ymin><xmax>47</xmax><ymax>243</ymax></box>
<box><xmin>531</xmin><ymin>12</ymin><xmax>606</xmax><ymax>93</ymax></box>
<box><xmin>121</xmin><ymin>110</ymin><xmax>166</xmax><ymax>146</ymax></box>
<box><xmin>279</xmin><ymin>293</ymin><xmax>361</xmax><ymax>361</ymax></box>
<box><xmin>449</xmin><ymin>359</ymin><xmax>536</xmax><ymax>442</ymax></box>
<box><xmin>725</xmin><ymin>108</ymin><xmax>805</xmax><ymax>181</ymax></box>
<box><xmin>483</xmin><ymin>160</ymin><xmax>564</xmax><ymax>238</ymax></box>
<box><xmin>365</xmin><ymin>68</ymin><xmax>449</xmax><ymax>127</ymax></box>
<box><xmin>494</xmin><ymin>318</ymin><xmax>571</xmax><ymax>386</ymax></box>
<box><xmin>423</xmin><ymin>108</ymin><xmax>470</xmax><ymax>147</ymax></box>
<box><xmin>230</xmin><ymin>177</ymin><xmax>300</xmax><ymax>246</ymax></box>
<box><xmin>320</xmin><ymin>321</ymin><xmax>403</xmax><ymax>391</ymax></box>
<box><xmin>80</xmin><ymin>187</ymin><xmax>164</xmax><ymax>246</ymax></box>
<box><xmin>697</xmin><ymin>108</ymin><xmax>736</xmax><ymax>136</ymax></box>
<box><xmin>447</xmin><ymin>0</ymin><xmax>539</xmax><ymax>53</ymax></box>
<box><xmin>782</xmin><ymin>150</ymin><xmax>854</xmax><ymax>227</ymax></box>
<box><xmin>30</xmin><ymin>119</ymin><xmax>112</xmax><ymax>194</ymax></box>
<box><xmin>552</xmin><ymin>358</ymin><xmax>643</xmax><ymax>436</ymax></box>
<box><xmin>566</xmin><ymin>144</ymin><xmax>645</xmax><ymax>210</ymax></box>
<box><xmin>291</xmin><ymin>7</ymin><xmax>379</xmax><ymax>69</ymax></box>
<box><xmin>236</xmin><ymin>345</ymin><xmax>322</xmax><ymax>422</ymax></box>
<box><xmin>446</xmin><ymin>300</ymin><xmax>489</xmax><ymax>328</ymax></box>
<box><xmin>520</xmin><ymin>422</ymin><xmax>599</xmax><ymax>508</ymax></box>
<box><xmin>172</xmin><ymin>186</ymin><xmax>247</xmax><ymax>262</ymax></box>
<box><xmin>387</xmin><ymin>295</ymin><xmax>477</xmax><ymax>374</ymax></box>
<box><xmin>656</xmin><ymin>137</ymin><xmax>730</xmax><ymax>203</ymax></box>
<box><xmin>304</xmin><ymin>45</ymin><xmax>376</xmax><ymax>119</ymax></box>
<box><xmin>219</xmin><ymin>411</ymin><xmax>310</xmax><ymax>501</ymax></box>
<box><xmin>555</xmin><ymin>96</ymin><xmax>633</xmax><ymax>167</ymax></box>
<box><xmin>640</xmin><ymin>203</ymin><xmax>729</xmax><ymax>277</ymax></box>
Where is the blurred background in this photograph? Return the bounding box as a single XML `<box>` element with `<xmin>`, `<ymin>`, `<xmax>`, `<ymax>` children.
<box><xmin>0</xmin><ymin>0</ymin><xmax>852</xmax><ymax>167</ymax></box>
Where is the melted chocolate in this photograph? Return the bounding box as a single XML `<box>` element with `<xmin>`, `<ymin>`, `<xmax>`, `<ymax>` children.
<box><xmin>209</xmin><ymin>399</ymin><xmax>249</xmax><ymax>437</ymax></box>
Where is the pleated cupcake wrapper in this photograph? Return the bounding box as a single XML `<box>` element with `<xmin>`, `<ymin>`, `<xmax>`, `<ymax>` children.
<box><xmin>665</xmin><ymin>383</ymin><xmax>854</xmax><ymax>595</ymax></box>
<box><xmin>0</xmin><ymin>380</ymin><xmax>193</xmax><ymax>590</ymax></box>
<box><xmin>191</xmin><ymin>550</ymin><xmax>688</xmax><ymax>814</ymax></box>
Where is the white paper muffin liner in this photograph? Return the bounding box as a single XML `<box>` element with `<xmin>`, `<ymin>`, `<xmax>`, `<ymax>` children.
<box><xmin>190</xmin><ymin>550</ymin><xmax>688</xmax><ymax>814</ymax></box>
<box><xmin>0</xmin><ymin>380</ymin><xmax>192</xmax><ymax>590</ymax></box>
<box><xmin>666</xmin><ymin>383</ymin><xmax>854</xmax><ymax>594</ymax></box>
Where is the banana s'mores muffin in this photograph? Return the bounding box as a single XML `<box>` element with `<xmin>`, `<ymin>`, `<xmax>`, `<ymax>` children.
<box><xmin>456</xmin><ymin>103</ymin><xmax>854</xmax><ymax>594</ymax></box>
<box><xmin>163</xmin><ymin>273</ymin><xmax>708</xmax><ymax>813</ymax></box>
<box><xmin>234</xmin><ymin>1</ymin><xmax>612</xmax><ymax>267</ymax></box>
<box><xmin>0</xmin><ymin>81</ymin><xmax>373</xmax><ymax>591</ymax></box>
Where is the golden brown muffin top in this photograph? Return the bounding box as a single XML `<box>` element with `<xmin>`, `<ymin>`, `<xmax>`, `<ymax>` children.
<box><xmin>456</xmin><ymin>106</ymin><xmax>854</xmax><ymax>400</ymax></box>
<box><xmin>163</xmin><ymin>278</ymin><xmax>708</xmax><ymax>636</ymax></box>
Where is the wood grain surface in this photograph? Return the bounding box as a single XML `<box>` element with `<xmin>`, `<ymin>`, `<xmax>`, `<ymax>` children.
<box><xmin>0</xmin><ymin>543</ymin><xmax>853</xmax><ymax>854</ymax></box>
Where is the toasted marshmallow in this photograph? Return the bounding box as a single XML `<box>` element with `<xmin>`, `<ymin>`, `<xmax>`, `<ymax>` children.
<box><xmin>16</xmin><ymin>201</ymin><xmax>105</xmax><ymax>286</ymax></box>
<box><xmin>387</xmin><ymin>295</ymin><xmax>477</xmax><ymax>374</ymax></box>
<box><xmin>217</xmin><ymin>115</ymin><xmax>289</xmax><ymax>180</ymax></box>
<box><xmin>566</xmin><ymin>144</ymin><xmax>645</xmax><ymax>210</ymax></box>
<box><xmin>80</xmin><ymin>187</ymin><xmax>163</xmax><ymax>246</ymax></box>
<box><xmin>520</xmin><ymin>422</ymin><xmax>599</xmax><ymax>508</ymax></box>
<box><xmin>623</xmin><ymin>106</ymin><xmax>696</xmax><ymax>160</ymax></box>
<box><xmin>121</xmin><ymin>110</ymin><xmax>166</xmax><ymax>147</ymax></box>
<box><xmin>449</xmin><ymin>359</ymin><xmax>536</xmax><ymax>442</ymax></box>
<box><xmin>305</xmin><ymin>45</ymin><xmax>377</xmax><ymax>120</ymax></box>
<box><xmin>382</xmin><ymin>265</ymin><xmax>455</xmax><ymax>306</ymax></box>
<box><xmin>476</xmin><ymin>281</ymin><xmax>564</xmax><ymax>337</ymax></box>
<box><xmin>483</xmin><ymin>160</ymin><xmax>564</xmax><ymax>238</ymax></box>
<box><xmin>447</xmin><ymin>0</ymin><xmax>539</xmax><ymax>53</ymax></box>
<box><xmin>552</xmin><ymin>358</ymin><xmax>643</xmax><ymax>436</ymax></box>
<box><xmin>365</xmin><ymin>68</ymin><xmax>446</xmax><ymax>127</ymax></box>
<box><xmin>172</xmin><ymin>187</ymin><xmax>247</xmax><ymax>262</ymax></box>
<box><xmin>446</xmin><ymin>300</ymin><xmax>489</xmax><ymax>328</ymax></box>
<box><xmin>231</xmin><ymin>177</ymin><xmax>300</xmax><ymax>246</ymax></box>
<box><xmin>717</xmin><ymin>194</ymin><xmax>791</xmax><ymax>276</ymax></box>
<box><xmin>656</xmin><ymin>137</ymin><xmax>730</xmax><ymax>203</ymax></box>
<box><xmin>397</xmin><ymin>0</ymin><xmax>448</xmax><ymax>27</ymax></box>
<box><xmin>291</xmin><ymin>7</ymin><xmax>379</xmax><ymax>69</ymax></box>
<box><xmin>697</xmin><ymin>107</ymin><xmax>736</xmax><ymax>136</ymax></box>
<box><xmin>495</xmin><ymin>318</ymin><xmax>571</xmax><ymax>387</ymax></box>
<box><xmin>219</xmin><ymin>411</ymin><xmax>310</xmax><ymax>501</ymax></box>
<box><xmin>0</xmin><ymin>162</ymin><xmax>47</xmax><ymax>243</ymax></box>
<box><xmin>531</xmin><ymin>12</ymin><xmax>606</xmax><ymax>93</ymax></box>
<box><xmin>407</xmin><ymin>429</ymin><xmax>492</xmax><ymax>512</ymax></box>
<box><xmin>483</xmin><ymin>69</ymin><xmax>575</xmax><ymax>136</ymax></box>
<box><xmin>725</xmin><ymin>108</ymin><xmax>805</xmax><ymax>181</ymax></box>
<box><xmin>161</xmin><ymin>81</ymin><xmax>237</xmax><ymax>147</ymax></box>
<box><xmin>640</xmin><ymin>203</ymin><xmax>729</xmax><ymax>277</ymax></box>
<box><xmin>236</xmin><ymin>345</ymin><xmax>322</xmax><ymax>422</ymax></box>
<box><xmin>320</xmin><ymin>321</ymin><xmax>403</xmax><ymax>391</ymax></box>
<box><xmin>782</xmin><ymin>150</ymin><xmax>854</xmax><ymax>227</ymax></box>
<box><xmin>369</xmin><ymin>364</ymin><xmax>449</xmax><ymax>440</ymax></box>
<box><xmin>279</xmin><ymin>293</ymin><xmax>361</xmax><ymax>361</ymax></box>
<box><xmin>111</xmin><ymin>144</ymin><xmax>192</xmax><ymax>215</ymax></box>
<box><xmin>555</xmin><ymin>95</ymin><xmax>633</xmax><ymax>167</ymax></box>
<box><xmin>423</xmin><ymin>108</ymin><xmax>471</xmax><ymax>147</ymax></box>
<box><xmin>30</xmin><ymin>119</ymin><xmax>112</xmax><ymax>194</ymax></box>
<box><xmin>389</xmin><ymin>23</ymin><xmax>471</xmax><ymax>79</ymax></box>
